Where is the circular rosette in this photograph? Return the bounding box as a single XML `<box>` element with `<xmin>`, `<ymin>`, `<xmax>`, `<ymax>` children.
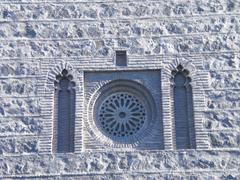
<box><xmin>98</xmin><ymin>92</ymin><xmax>147</xmax><ymax>138</ymax></box>
<box><xmin>89</xmin><ymin>80</ymin><xmax>156</xmax><ymax>146</ymax></box>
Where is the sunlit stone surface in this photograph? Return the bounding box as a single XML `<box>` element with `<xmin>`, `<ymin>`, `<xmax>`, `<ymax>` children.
<box><xmin>0</xmin><ymin>0</ymin><xmax>239</xmax><ymax>179</ymax></box>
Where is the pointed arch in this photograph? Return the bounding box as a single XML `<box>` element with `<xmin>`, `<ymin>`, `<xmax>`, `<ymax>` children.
<box><xmin>171</xmin><ymin>65</ymin><xmax>196</xmax><ymax>149</ymax></box>
<box><xmin>53</xmin><ymin>69</ymin><xmax>76</xmax><ymax>153</ymax></box>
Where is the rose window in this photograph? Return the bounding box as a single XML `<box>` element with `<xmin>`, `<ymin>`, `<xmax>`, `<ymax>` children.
<box><xmin>98</xmin><ymin>92</ymin><xmax>147</xmax><ymax>138</ymax></box>
<box><xmin>91</xmin><ymin>80</ymin><xmax>156</xmax><ymax>145</ymax></box>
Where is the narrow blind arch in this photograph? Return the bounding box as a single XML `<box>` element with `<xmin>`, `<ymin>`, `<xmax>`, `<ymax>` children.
<box><xmin>54</xmin><ymin>69</ymin><xmax>76</xmax><ymax>153</ymax></box>
<box><xmin>172</xmin><ymin>65</ymin><xmax>196</xmax><ymax>149</ymax></box>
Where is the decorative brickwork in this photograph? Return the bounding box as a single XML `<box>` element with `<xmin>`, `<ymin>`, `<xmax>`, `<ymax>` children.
<box><xmin>40</xmin><ymin>61</ymin><xmax>83</xmax><ymax>153</ymax></box>
<box><xmin>162</xmin><ymin>58</ymin><xmax>209</xmax><ymax>150</ymax></box>
<box><xmin>0</xmin><ymin>0</ymin><xmax>239</xmax><ymax>179</ymax></box>
<box><xmin>91</xmin><ymin>80</ymin><xmax>156</xmax><ymax>146</ymax></box>
<box><xmin>85</xmin><ymin>72</ymin><xmax>161</xmax><ymax>150</ymax></box>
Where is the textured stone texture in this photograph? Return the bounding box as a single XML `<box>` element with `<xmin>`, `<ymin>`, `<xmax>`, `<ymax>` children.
<box><xmin>0</xmin><ymin>0</ymin><xmax>239</xmax><ymax>179</ymax></box>
<box><xmin>1</xmin><ymin>151</ymin><xmax>240</xmax><ymax>179</ymax></box>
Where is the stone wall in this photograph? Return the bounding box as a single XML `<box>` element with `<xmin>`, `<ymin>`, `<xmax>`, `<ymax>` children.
<box><xmin>1</xmin><ymin>151</ymin><xmax>240</xmax><ymax>179</ymax></box>
<box><xmin>0</xmin><ymin>0</ymin><xmax>239</xmax><ymax>179</ymax></box>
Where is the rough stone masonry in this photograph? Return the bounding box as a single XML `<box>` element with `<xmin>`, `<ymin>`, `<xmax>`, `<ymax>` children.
<box><xmin>0</xmin><ymin>0</ymin><xmax>240</xmax><ymax>179</ymax></box>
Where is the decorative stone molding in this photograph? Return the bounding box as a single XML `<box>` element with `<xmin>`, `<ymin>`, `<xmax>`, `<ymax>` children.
<box><xmin>162</xmin><ymin>57</ymin><xmax>209</xmax><ymax>150</ymax></box>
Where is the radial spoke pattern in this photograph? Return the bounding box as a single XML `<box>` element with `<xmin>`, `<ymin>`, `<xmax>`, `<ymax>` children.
<box><xmin>98</xmin><ymin>92</ymin><xmax>146</xmax><ymax>139</ymax></box>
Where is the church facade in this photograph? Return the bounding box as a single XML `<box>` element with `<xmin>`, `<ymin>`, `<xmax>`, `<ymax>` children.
<box><xmin>0</xmin><ymin>0</ymin><xmax>239</xmax><ymax>179</ymax></box>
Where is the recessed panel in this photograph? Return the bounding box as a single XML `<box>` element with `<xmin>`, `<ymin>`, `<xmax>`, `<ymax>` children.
<box><xmin>84</xmin><ymin>70</ymin><xmax>163</xmax><ymax>150</ymax></box>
